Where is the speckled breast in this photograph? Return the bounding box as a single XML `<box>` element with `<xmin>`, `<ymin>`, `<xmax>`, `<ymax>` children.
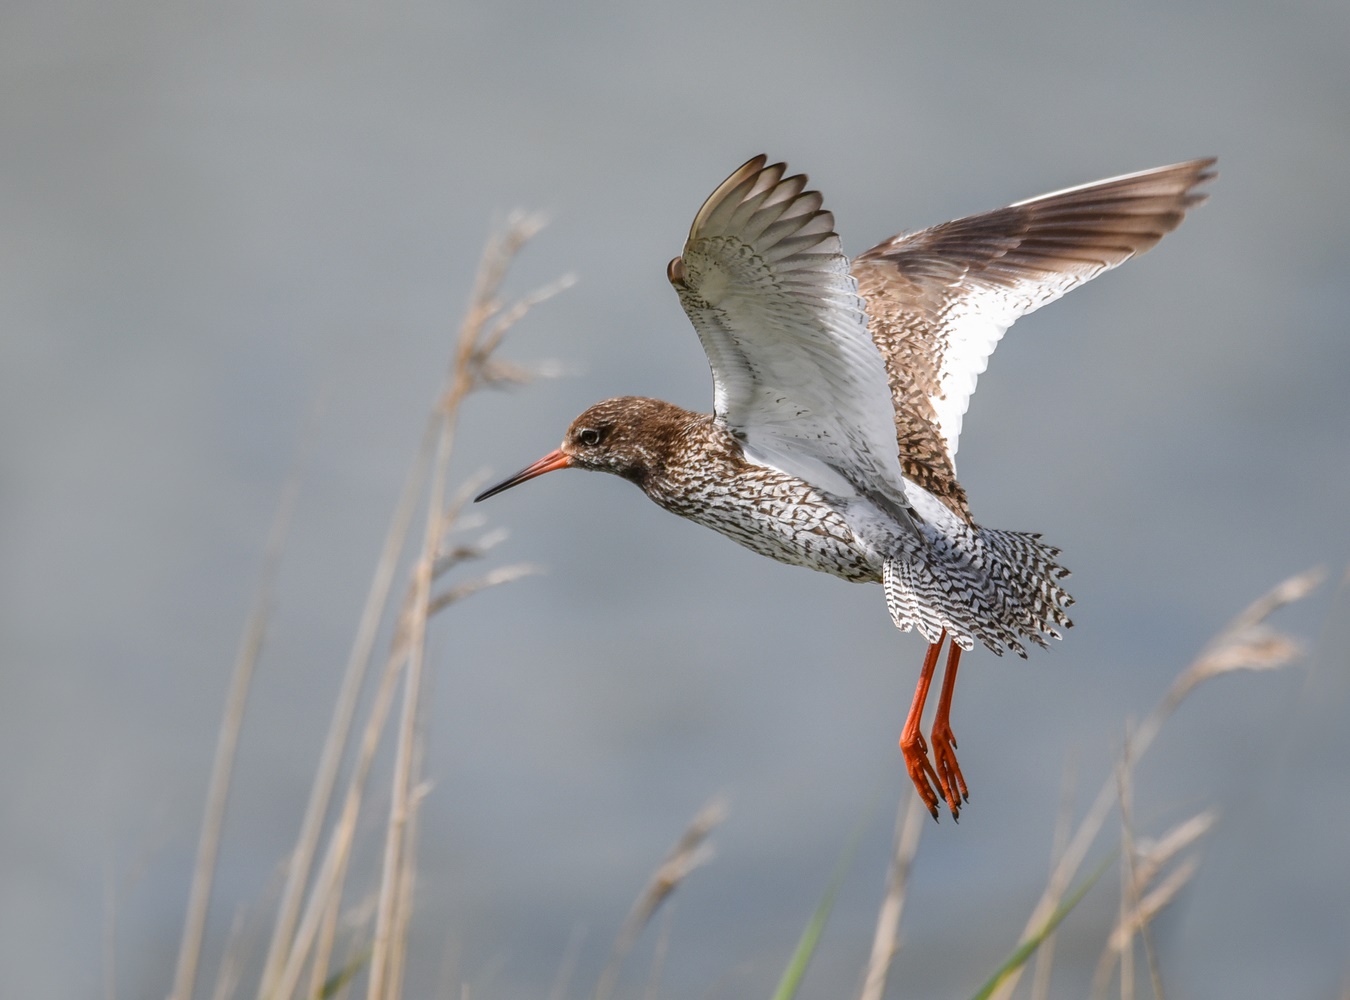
<box><xmin>645</xmin><ymin>454</ymin><xmax>880</xmax><ymax>583</ymax></box>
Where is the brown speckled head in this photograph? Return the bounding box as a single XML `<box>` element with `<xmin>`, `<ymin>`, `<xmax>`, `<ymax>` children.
<box><xmin>474</xmin><ymin>396</ymin><xmax>698</xmax><ymax>501</ymax></box>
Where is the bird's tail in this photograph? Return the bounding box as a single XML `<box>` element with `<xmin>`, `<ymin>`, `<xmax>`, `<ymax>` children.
<box><xmin>883</xmin><ymin>526</ymin><xmax>1074</xmax><ymax>657</ymax></box>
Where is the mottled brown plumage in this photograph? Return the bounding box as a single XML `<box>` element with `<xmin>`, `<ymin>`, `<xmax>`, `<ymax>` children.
<box><xmin>852</xmin><ymin>158</ymin><xmax>1215</xmax><ymax>521</ymax></box>
<box><xmin>477</xmin><ymin>154</ymin><xmax>1213</xmax><ymax>820</ymax></box>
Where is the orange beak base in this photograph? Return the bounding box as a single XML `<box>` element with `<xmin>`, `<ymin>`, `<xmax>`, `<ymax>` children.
<box><xmin>474</xmin><ymin>448</ymin><xmax>573</xmax><ymax>502</ymax></box>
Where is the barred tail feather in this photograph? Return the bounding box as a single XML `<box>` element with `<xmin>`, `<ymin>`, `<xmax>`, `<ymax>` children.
<box><xmin>883</xmin><ymin>526</ymin><xmax>1074</xmax><ymax>657</ymax></box>
<box><xmin>973</xmin><ymin>527</ymin><xmax>1075</xmax><ymax>654</ymax></box>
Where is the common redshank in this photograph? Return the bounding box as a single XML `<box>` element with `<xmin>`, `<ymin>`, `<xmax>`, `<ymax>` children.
<box><xmin>476</xmin><ymin>154</ymin><xmax>1213</xmax><ymax>819</ymax></box>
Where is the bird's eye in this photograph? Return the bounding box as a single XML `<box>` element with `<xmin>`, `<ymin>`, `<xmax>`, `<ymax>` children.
<box><xmin>577</xmin><ymin>427</ymin><xmax>602</xmax><ymax>447</ymax></box>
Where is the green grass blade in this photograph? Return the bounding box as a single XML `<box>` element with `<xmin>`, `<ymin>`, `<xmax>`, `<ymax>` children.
<box><xmin>315</xmin><ymin>947</ymin><xmax>370</xmax><ymax>999</ymax></box>
<box><xmin>770</xmin><ymin>875</ymin><xmax>839</xmax><ymax>1000</ymax></box>
<box><xmin>967</xmin><ymin>854</ymin><xmax>1114</xmax><ymax>1000</ymax></box>
<box><xmin>770</xmin><ymin>804</ymin><xmax>876</xmax><ymax>1000</ymax></box>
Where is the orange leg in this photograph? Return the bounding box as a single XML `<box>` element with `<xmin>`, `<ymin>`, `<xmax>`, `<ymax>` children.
<box><xmin>930</xmin><ymin>641</ymin><xmax>968</xmax><ymax>820</ymax></box>
<box><xmin>899</xmin><ymin>632</ymin><xmax>945</xmax><ymax>821</ymax></box>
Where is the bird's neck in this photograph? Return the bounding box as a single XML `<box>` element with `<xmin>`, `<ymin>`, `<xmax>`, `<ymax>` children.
<box><xmin>636</xmin><ymin>412</ymin><xmax>745</xmax><ymax>501</ymax></box>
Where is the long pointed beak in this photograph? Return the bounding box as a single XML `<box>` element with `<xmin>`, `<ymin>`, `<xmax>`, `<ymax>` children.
<box><xmin>474</xmin><ymin>448</ymin><xmax>573</xmax><ymax>502</ymax></box>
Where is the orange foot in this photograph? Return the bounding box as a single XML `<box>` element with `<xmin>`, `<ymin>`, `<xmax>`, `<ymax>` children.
<box><xmin>900</xmin><ymin>729</ymin><xmax>943</xmax><ymax>821</ymax></box>
<box><xmin>930</xmin><ymin>719</ymin><xmax>968</xmax><ymax>821</ymax></box>
<box><xmin>900</xmin><ymin>635</ymin><xmax>947</xmax><ymax>821</ymax></box>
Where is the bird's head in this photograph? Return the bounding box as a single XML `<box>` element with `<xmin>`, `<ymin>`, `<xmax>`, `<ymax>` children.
<box><xmin>474</xmin><ymin>396</ymin><xmax>691</xmax><ymax>502</ymax></box>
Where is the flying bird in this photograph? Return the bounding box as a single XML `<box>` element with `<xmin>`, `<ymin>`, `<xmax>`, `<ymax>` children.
<box><xmin>476</xmin><ymin>154</ymin><xmax>1214</xmax><ymax>819</ymax></box>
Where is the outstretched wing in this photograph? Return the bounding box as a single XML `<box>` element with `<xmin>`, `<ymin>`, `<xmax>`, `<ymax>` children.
<box><xmin>852</xmin><ymin>158</ymin><xmax>1216</xmax><ymax>520</ymax></box>
<box><xmin>669</xmin><ymin>155</ymin><xmax>915</xmax><ymax>523</ymax></box>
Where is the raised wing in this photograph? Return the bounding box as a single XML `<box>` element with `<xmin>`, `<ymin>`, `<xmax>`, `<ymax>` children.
<box><xmin>669</xmin><ymin>155</ymin><xmax>916</xmax><ymax>523</ymax></box>
<box><xmin>852</xmin><ymin>158</ymin><xmax>1216</xmax><ymax>520</ymax></box>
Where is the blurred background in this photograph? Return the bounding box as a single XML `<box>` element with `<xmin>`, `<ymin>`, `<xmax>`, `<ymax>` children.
<box><xmin>3</xmin><ymin>1</ymin><xmax>1348</xmax><ymax>997</ymax></box>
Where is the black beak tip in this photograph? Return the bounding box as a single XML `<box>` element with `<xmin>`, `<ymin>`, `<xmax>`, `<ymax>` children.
<box><xmin>472</xmin><ymin>450</ymin><xmax>568</xmax><ymax>504</ymax></box>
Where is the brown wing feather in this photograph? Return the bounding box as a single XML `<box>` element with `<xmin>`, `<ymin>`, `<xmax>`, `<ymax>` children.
<box><xmin>854</xmin><ymin>261</ymin><xmax>973</xmax><ymax>518</ymax></box>
<box><xmin>852</xmin><ymin>158</ymin><xmax>1216</xmax><ymax>522</ymax></box>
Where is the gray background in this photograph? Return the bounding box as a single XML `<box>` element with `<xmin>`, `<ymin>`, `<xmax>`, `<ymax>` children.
<box><xmin>4</xmin><ymin>1</ymin><xmax>1349</xmax><ymax>997</ymax></box>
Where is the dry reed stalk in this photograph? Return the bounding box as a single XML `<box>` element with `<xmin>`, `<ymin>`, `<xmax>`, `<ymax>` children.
<box><xmin>1114</xmin><ymin>743</ymin><xmax>1140</xmax><ymax>999</ymax></box>
<box><xmin>1131</xmin><ymin>812</ymin><xmax>1215</xmax><ymax>890</ymax></box>
<box><xmin>384</xmin><ymin>771</ymin><xmax>430</xmax><ymax>1000</ymax></box>
<box><xmin>365</xmin><ymin>450</ymin><xmax>449</xmax><ymax>995</ymax></box>
<box><xmin>987</xmin><ymin>566</ymin><xmax>1324</xmax><ymax>1000</ymax></box>
<box><xmin>299</xmin><ymin>641</ymin><xmax>402</xmax><ymax>985</ymax></box>
<box><xmin>547</xmin><ymin>924</ymin><xmax>589</xmax><ymax>1000</ymax></box>
<box><xmin>258</xmin><ymin>411</ymin><xmax>438</xmax><ymax>997</ymax></box>
<box><xmin>858</xmin><ymin>791</ymin><xmax>927</xmax><ymax>1000</ymax></box>
<box><xmin>275</xmin><ymin>550</ymin><xmax>531</xmax><ymax>997</ymax></box>
<box><xmin>593</xmin><ymin>796</ymin><xmax>729</xmax><ymax>1000</ymax></box>
<box><xmin>1120</xmin><ymin>731</ymin><xmax>1168</xmax><ymax>1000</ymax></box>
<box><xmin>260</xmin><ymin>215</ymin><xmax>565</xmax><ymax>999</ymax></box>
<box><xmin>169</xmin><ymin>434</ymin><xmax>307</xmax><ymax>1000</ymax></box>
<box><xmin>643</xmin><ymin>900</ymin><xmax>677</xmax><ymax>1000</ymax></box>
<box><xmin>305</xmin><ymin>886</ymin><xmax>343</xmax><ymax>1000</ymax></box>
<box><xmin>208</xmin><ymin>908</ymin><xmax>251</xmax><ymax>1000</ymax></box>
<box><xmin>365</xmin><ymin>392</ymin><xmax>450</xmax><ymax>1000</ymax></box>
<box><xmin>1089</xmin><ymin>809</ymin><xmax>1213</xmax><ymax>999</ymax></box>
<box><xmin>272</xmin><ymin>606</ymin><xmax>415</xmax><ymax>998</ymax></box>
<box><xmin>367</xmin><ymin>212</ymin><xmax>565</xmax><ymax>1000</ymax></box>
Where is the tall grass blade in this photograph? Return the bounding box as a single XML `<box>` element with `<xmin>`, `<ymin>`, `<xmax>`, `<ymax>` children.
<box><xmin>968</xmin><ymin>855</ymin><xmax>1113</xmax><ymax>1000</ymax></box>
<box><xmin>772</xmin><ymin>807</ymin><xmax>873</xmax><ymax>1000</ymax></box>
<box><xmin>317</xmin><ymin>948</ymin><xmax>370</xmax><ymax>999</ymax></box>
